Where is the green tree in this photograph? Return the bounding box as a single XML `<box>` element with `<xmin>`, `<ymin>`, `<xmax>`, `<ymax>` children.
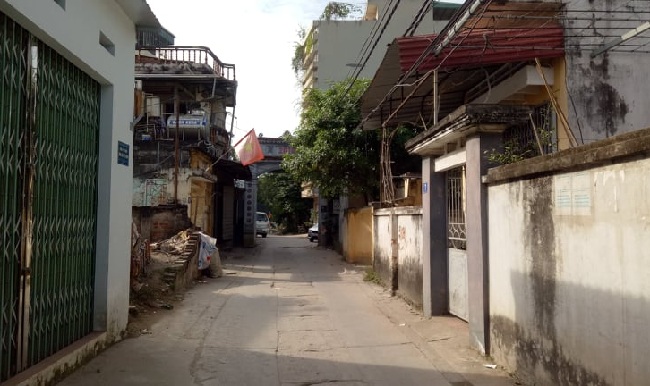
<box><xmin>292</xmin><ymin>3</ymin><xmax>361</xmax><ymax>78</ymax></box>
<box><xmin>320</xmin><ymin>2</ymin><xmax>361</xmax><ymax>21</ymax></box>
<box><xmin>283</xmin><ymin>79</ymin><xmax>379</xmax><ymax>200</ymax></box>
<box><xmin>258</xmin><ymin>171</ymin><xmax>311</xmax><ymax>233</ymax></box>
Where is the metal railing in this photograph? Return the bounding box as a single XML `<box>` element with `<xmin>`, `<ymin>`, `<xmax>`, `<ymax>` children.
<box><xmin>136</xmin><ymin>46</ymin><xmax>236</xmax><ymax>81</ymax></box>
<box><xmin>447</xmin><ymin>166</ymin><xmax>466</xmax><ymax>250</ymax></box>
<box><xmin>503</xmin><ymin>103</ymin><xmax>557</xmax><ymax>158</ymax></box>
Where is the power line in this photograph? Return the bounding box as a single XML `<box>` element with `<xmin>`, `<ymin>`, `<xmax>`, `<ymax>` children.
<box><xmin>403</xmin><ymin>0</ymin><xmax>432</xmax><ymax>37</ymax></box>
<box><xmin>345</xmin><ymin>0</ymin><xmax>403</xmax><ymax>93</ymax></box>
<box><xmin>345</xmin><ymin>0</ymin><xmax>396</xmax><ymax>80</ymax></box>
<box><xmin>359</xmin><ymin>0</ymin><xmax>492</xmax><ymax>128</ymax></box>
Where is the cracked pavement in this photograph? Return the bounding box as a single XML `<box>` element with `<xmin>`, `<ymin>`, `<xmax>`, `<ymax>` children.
<box><xmin>59</xmin><ymin>235</ymin><xmax>517</xmax><ymax>386</ymax></box>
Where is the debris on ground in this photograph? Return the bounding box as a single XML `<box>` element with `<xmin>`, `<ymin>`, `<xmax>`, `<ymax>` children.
<box><xmin>127</xmin><ymin>229</ymin><xmax>196</xmax><ymax>338</ymax></box>
<box><xmin>150</xmin><ymin>229</ymin><xmax>192</xmax><ymax>256</ymax></box>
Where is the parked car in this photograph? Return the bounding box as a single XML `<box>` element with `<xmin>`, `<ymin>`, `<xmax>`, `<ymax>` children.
<box><xmin>256</xmin><ymin>212</ymin><xmax>270</xmax><ymax>238</ymax></box>
<box><xmin>308</xmin><ymin>223</ymin><xmax>318</xmax><ymax>242</ymax></box>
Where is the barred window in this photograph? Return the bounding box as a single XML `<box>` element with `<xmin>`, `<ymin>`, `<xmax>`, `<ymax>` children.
<box><xmin>447</xmin><ymin>166</ymin><xmax>466</xmax><ymax>250</ymax></box>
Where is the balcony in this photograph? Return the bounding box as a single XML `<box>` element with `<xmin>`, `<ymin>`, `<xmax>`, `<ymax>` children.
<box><xmin>136</xmin><ymin>46</ymin><xmax>236</xmax><ymax>81</ymax></box>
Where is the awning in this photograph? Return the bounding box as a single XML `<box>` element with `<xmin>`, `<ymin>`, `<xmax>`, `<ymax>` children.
<box><xmin>397</xmin><ymin>27</ymin><xmax>564</xmax><ymax>73</ymax></box>
<box><xmin>360</xmin><ymin>1</ymin><xmax>564</xmax><ymax>131</ymax></box>
<box><xmin>213</xmin><ymin>158</ymin><xmax>252</xmax><ymax>181</ymax></box>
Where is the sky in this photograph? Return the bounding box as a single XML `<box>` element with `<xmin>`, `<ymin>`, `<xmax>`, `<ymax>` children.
<box><xmin>147</xmin><ymin>0</ymin><xmax>339</xmax><ymax>142</ymax></box>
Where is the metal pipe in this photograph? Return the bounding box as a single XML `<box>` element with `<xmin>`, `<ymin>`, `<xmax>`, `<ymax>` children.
<box><xmin>433</xmin><ymin>70</ymin><xmax>439</xmax><ymax>126</ymax></box>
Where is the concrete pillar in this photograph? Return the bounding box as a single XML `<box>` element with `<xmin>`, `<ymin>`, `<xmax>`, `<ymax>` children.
<box><xmin>465</xmin><ymin>133</ymin><xmax>501</xmax><ymax>354</ymax></box>
<box><xmin>422</xmin><ymin>157</ymin><xmax>448</xmax><ymax>317</ymax></box>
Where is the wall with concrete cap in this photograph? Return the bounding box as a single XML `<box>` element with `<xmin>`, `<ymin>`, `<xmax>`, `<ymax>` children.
<box><xmin>487</xmin><ymin>128</ymin><xmax>650</xmax><ymax>386</ymax></box>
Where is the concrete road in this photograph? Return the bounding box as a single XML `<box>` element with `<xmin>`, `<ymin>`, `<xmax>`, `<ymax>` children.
<box><xmin>60</xmin><ymin>235</ymin><xmax>517</xmax><ymax>386</ymax></box>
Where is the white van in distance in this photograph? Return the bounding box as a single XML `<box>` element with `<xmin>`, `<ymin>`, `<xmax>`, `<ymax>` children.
<box><xmin>256</xmin><ymin>212</ymin><xmax>270</xmax><ymax>238</ymax></box>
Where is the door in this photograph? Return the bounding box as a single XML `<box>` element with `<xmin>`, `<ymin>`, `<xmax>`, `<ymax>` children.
<box><xmin>0</xmin><ymin>12</ymin><xmax>100</xmax><ymax>381</ymax></box>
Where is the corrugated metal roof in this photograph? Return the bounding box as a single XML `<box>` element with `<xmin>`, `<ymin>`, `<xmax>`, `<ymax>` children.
<box><xmin>397</xmin><ymin>26</ymin><xmax>565</xmax><ymax>73</ymax></box>
<box><xmin>360</xmin><ymin>1</ymin><xmax>566</xmax><ymax>131</ymax></box>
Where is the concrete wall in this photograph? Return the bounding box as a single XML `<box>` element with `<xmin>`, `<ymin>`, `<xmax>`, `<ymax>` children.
<box><xmin>373</xmin><ymin>207</ymin><xmax>423</xmax><ymax>307</ymax></box>
<box><xmin>311</xmin><ymin>0</ymin><xmax>451</xmax><ymax>89</ymax></box>
<box><xmin>0</xmin><ymin>0</ymin><xmax>137</xmax><ymax>338</ymax></box>
<box><xmin>487</xmin><ymin>131</ymin><xmax>650</xmax><ymax>385</ymax></box>
<box><xmin>564</xmin><ymin>0</ymin><xmax>650</xmax><ymax>143</ymax></box>
<box><xmin>372</xmin><ymin>210</ymin><xmax>393</xmax><ymax>285</ymax></box>
<box><xmin>344</xmin><ymin>206</ymin><xmax>373</xmax><ymax>265</ymax></box>
<box><xmin>396</xmin><ymin>208</ymin><xmax>423</xmax><ymax>307</ymax></box>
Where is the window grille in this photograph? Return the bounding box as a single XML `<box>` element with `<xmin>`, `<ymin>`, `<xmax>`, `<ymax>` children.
<box><xmin>447</xmin><ymin>166</ymin><xmax>466</xmax><ymax>250</ymax></box>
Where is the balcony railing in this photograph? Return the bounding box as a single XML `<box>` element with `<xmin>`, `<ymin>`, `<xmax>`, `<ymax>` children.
<box><xmin>136</xmin><ymin>46</ymin><xmax>236</xmax><ymax>81</ymax></box>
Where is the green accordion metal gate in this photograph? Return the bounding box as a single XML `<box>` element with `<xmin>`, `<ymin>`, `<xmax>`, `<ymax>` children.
<box><xmin>0</xmin><ymin>12</ymin><xmax>100</xmax><ymax>381</ymax></box>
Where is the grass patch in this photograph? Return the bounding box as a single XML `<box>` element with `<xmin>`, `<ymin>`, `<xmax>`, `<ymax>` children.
<box><xmin>363</xmin><ymin>268</ymin><xmax>381</xmax><ymax>284</ymax></box>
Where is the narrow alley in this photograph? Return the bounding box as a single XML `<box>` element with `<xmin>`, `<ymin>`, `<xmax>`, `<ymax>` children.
<box><xmin>60</xmin><ymin>236</ymin><xmax>515</xmax><ymax>386</ymax></box>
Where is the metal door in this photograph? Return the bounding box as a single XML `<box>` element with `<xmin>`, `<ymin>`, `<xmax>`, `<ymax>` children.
<box><xmin>0</xmin><ymin>12</ymin><xmax>28</xmax><ymax>381</ymax></box>
<box><xmin>0</xmin><ymin>12</ymin><xmax>100</xmax><ymax>381</ymax></box>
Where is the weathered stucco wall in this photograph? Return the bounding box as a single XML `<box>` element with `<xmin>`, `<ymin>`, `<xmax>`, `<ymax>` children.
<box><xmin>373</xmin><ymin>207</ymin><xmax>423</xmax><ymax>307</ymax></box>
<box><xmin>396</xmin><ymin>208</ymin><xmax>423</xmax><ymax>307</ymax></box>
<box><xmin>564</xmin><ymin>0</ymin><xmax>650</xmax><ymax>143</ymax></box>
<box><xmin>372</xmin><ymin>211</ymin><xmax>392</xmax><ymax>286</ymax></box>
<box><xmin>488</xmin><ymin>143</ymin><xmax>650</xmax><ymax>385</ymax></box>
<box><xmin>344</xmin><ymin>206</ymin><xmax>373</xmax><ymax>265</ymax></box>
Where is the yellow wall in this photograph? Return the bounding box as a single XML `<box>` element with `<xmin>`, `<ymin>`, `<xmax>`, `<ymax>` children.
<box><xmin>522</xmin><ymin>57</ymin><xmax>571</xmax><ymax>151</ymax></box>
<box><xmin>190</xmin><ymin>149</ymin><xmax>212</xmax><ymax>170</ymax></box>
<box><xmin>190</xmin><ymin>179</ymin><xmax>214</xmax><ymax>235</ymax></box>
<box><xmin>344</xmin><ymin>207</ymin><xmax>373</xmax><ymax>265</ymax></box>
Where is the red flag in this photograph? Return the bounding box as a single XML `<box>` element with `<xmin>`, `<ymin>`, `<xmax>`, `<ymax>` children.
<box><xmin>234</xmin><ymin>129</ymin><xmax>264</xmax><ymax>166</ymax></box>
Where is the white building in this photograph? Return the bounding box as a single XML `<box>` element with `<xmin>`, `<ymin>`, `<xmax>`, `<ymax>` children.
<box><xmin>302</xmin><ymin>0</ymin><xmax>461</xmax><ymax>89</ymax></box>
<box><xmin>0</xmin><ymin>0</ymin><xmax>159</xmax><ymax>383</ymax></box>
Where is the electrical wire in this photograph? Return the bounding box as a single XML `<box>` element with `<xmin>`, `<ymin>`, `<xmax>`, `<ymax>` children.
<box><xmin>360</xmin><ymin>0</ymin><xmax>650</xmax><ymax>129</ymax></box>
<box><xmin>344</xmin><ymin>0</ymin><xmax>396</xmax><ymax>80</ymax></box>
<box><xmin>403</xmin><ymin>0</ymin><xmax>433</xmax><ymax>37</ymax></box>
<box><xmin>345</xmin><ymin>0</ymin><xmax>403</xmax><ymax>94</ymax></box>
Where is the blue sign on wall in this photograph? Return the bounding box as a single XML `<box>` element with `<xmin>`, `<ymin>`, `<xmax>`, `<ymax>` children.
<box><xmin>422</xmin><ymin>182</ymin><xmax>428</xmax><ymax>194</ymax></box>
<box><xmin>117</xmin><ymin>141</ymin><xmax>129</xmax><ymax>166</ymax></box>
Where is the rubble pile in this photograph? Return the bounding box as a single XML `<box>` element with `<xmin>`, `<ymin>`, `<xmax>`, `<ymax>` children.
<box><xmin>151</xmin><ymin>229</ymin><xmax>193</xmax><ymax>256</ymax></box>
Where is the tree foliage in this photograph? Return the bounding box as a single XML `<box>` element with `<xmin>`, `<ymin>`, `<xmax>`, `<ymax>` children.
<box><xmin>320</xmin><ymin>2</ymin><xmax>361</xmax><ymax>21</ymax></box>
<box><xmin>292</xmin><ymin>3</ymin><xmax>361</xmax><ymax>78</ymax></box>
<box><xmin>291</xmin><ymin>27</ymin><xmax>307</xmax><ymax>76</ymax></box>
<box><xmin>283</xmin><ymin>79</ymin><xmax>379</xmax><ymax>199</ymax></box>
<box><xmin>258</xmin><ymin>171</ymin><xmax>311</xmax><ymax>233</ymax></box>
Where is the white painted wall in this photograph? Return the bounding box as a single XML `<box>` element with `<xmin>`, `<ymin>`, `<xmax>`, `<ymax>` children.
<box><xmin>488</xmin><ymin>158</ymin><xmax>650</xmax><ymax>386</ymax></box>
<box><xmin>1</xmin><ymin>0</ymin><xmax>137</xmax><ymax>338</ymax></box>
<box><xmin>448</xmin><ymin>248</ymin><xmax>468</xmax><ymax>321</ymax></box>
<box><xmin>310</xmin><ymin>0</ymin><xmax>452</xmax><ymax>89</ymax></box>
<box><xmin>396</xmin><ymin>208</ymin><xmax>423</xmax><ymax>306</ymax></box>
<box><xmin>374</xmin><ymin>207</ymin><xmax>424</xmax><ymax>306</ymax></box>
<box><xmin>373</xmin><ymin>210</ymin><xmax>393</xmax><ymax>284</ymax></box>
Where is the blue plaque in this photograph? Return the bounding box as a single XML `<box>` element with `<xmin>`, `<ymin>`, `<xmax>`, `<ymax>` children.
<box><xmin>117</xmin><ymin>141</ymin><xmax>129</xmax><ymax>166</ymax></box>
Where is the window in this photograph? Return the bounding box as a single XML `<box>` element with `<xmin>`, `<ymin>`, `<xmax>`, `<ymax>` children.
<box><xmin>99</xmin><ymin>31</ymin><xmax>115</xmax><ymax>56</ymax></box>
<box><xmin>447</xmin><ymin>166</ymin><xmax>466</xmax><ymax>250</ymax></box>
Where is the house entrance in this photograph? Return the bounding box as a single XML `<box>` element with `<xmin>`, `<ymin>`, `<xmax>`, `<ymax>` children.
<box><xmin>0</xmin><ymin>12</ymin><xmax>100</xmax><ymax>381</ymax></box>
